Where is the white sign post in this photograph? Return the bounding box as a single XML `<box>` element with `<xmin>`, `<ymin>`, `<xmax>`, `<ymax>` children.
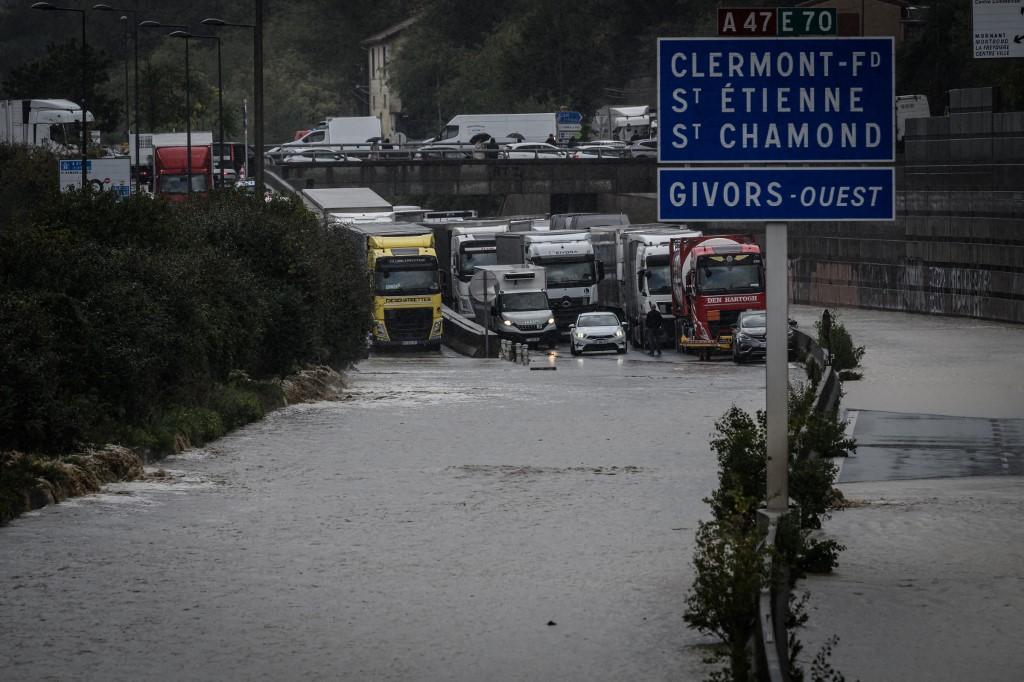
<box><xmin>972</xmin><ymin>0</ymin><xmax>1024</xmax><ymax>59</ymax></box>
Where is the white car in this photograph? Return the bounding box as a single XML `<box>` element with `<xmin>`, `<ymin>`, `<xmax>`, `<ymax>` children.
<box><xmin>500</xmin><ymin>142</ymin><xmax>566</xmax><ymax>159</ymax></box>
<box><xmin>570</xmin><ymin>144</ymin><xmax>627</xmax><ymax>160</ymax></box>
<box><xmin>415</xmin><ymin>144</ymin><xmax>473</xmax><ymax>160</ymax></box>
<box><xmin>281</xmin><ymin>148</ymin><xmax>361</xmax><ymax>164</ymax></box>
<box><xmin>569</xmin><ymin>312</ymin><xmax>627</xmax><ymax>356</ymax></box>
<box><xmin>627</xmin><ymin>139</ymin><xmax>657</xmax><ymax>158</ymax></box>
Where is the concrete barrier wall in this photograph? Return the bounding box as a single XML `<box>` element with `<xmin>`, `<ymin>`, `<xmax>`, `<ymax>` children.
<box><xmin>789</xmin><ymin>88</ymin><xmax>1024</xmax><ymax>324</ymax></box>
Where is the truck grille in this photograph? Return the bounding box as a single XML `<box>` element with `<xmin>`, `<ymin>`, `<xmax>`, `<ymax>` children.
<box><xmin>710</xmin><ymin>309</ymin><xmax>742</xmax><ymax>338</ymax></box>
<box><xmin>515</xmin><ymin>323</ymin><xmax>545</xmax><ymax>331</ymax></box>
<box><xmin>384</xmin><ymin>308</ymin><xmax>433</xmax><ymax>341</ymax></box>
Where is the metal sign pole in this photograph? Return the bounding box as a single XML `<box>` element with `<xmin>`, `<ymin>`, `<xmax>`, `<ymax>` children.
<box><xmin>484</xmin><ymin>270</ymin><xmax>491</xmax><ymax>357</ymax></box>
<box><xmin>765</xmin><ymin>222</ymin><xmax>789</xmax><ymax>512</ymax></box>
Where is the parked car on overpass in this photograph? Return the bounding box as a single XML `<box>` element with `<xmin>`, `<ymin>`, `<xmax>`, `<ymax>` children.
<box><xmin>281</xmin><ymin>148</ymin><xmax>362</xmax><ymax>164</ymax></box>
<box><xmin>499</xmin><ymin>142</ymin><xmax>566</xmax><ymax>159</ymax></box>
<box><xmin>570</xmin><ymin>144</ymin><xmax>628</xmax><ymax>160</ymax></box>
<box><xmin>627</xmin><ymin>139</ymin><xmax>657</xmax><ymax>159</ymax></box>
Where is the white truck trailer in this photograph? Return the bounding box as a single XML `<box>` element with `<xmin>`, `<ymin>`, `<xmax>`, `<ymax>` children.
<box><xmin>302</xmin><ymin>187</ymin><xmax>395</xmax><ymax>226</ymax></box>
<box><xmin>620</xmin><ymin>226</ymin><xmax>702</xmax><ymax>348</ymax></box>
<box><xmin>495</xmin><ymin>230</ymin><xmax>603</xmax><ymax>331</ymax></box>
<box><xmin>469</xmin><ymin>264</ymin><xmax>558</xmax><ymax>348</ymax></box>
<box><xmin>1</xmin><ymin>99</ymin><xmax>92</xmax><ymax>150</ymax></box>
<box><xmin>430</xmin><ymin>219</ymin><xmax>511</xmax><ymax>316</ymax></box>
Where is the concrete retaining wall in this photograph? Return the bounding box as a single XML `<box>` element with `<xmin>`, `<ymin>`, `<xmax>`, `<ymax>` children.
<box><xmin>790</xmin><ymin>88</ymin><xmax>1024</xmax><ymax>324</ymax></box>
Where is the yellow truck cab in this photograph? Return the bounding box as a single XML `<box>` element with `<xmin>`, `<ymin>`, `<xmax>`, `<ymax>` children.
<box><xmin>351</xmin><ymin>225</ymin><xmax>443</xmax><ymax>349</ymax></box>
<box><xmin>302</xmin><ymin>188</ymin><xmax>443</xmax><ymax>350</ymax></box>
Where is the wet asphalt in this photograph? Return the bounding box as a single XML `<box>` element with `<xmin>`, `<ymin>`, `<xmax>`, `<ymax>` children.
<box><xmin>1</xmin><ymin>305</ymin><xmax>1021</xmax><ymax>681</ymax></box>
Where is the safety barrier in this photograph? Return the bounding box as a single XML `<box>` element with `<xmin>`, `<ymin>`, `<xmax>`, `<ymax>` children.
<box><xmin>753</xmin><ymin>323</ymin><xmax>842</xmax><ymax>682</ymax></box>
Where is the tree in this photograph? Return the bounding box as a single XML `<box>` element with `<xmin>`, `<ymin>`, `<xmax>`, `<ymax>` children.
<box><xmin>1</xmin><ymin>40</ymin><xmax>121</xmax><ymax>134</ymax></box>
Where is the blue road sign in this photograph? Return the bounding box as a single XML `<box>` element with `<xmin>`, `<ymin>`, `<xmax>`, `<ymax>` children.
<box><xmin>556</xmin><ymin>111</ymin><xmax>583</xmax><ymax>125</ymax></box>
<box><xmin>658</xmin><ymin>37</ymin><xmax>894</xmax><ymax>163</ymax></box>
<box><xmin>658</xmin><ymin>167</ymin><xmax>894</xmax><ymax>222</ymax></box>
<box><xmin>59</xmin><ymin>159</ymin><xmax>93</xmax><ymax>172</ymax></box>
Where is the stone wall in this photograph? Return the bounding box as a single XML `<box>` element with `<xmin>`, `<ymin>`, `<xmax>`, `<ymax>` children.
<box><xmin>790</xmin><ymin>88</ymin><xmax>1024</xmax><ymax>324</ymax></box>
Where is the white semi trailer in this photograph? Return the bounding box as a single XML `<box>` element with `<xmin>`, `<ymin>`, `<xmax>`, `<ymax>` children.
<box><xmin>495</xmin><ymin>230</ymin><xmax>603</xmax><ymax>331</ymax></box>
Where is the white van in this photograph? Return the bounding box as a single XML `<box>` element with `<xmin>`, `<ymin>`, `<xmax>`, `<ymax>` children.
<box><xmin>434</xmin><ymin>113</ymin><xmax>557</xmax><ymax>145</ymax></box>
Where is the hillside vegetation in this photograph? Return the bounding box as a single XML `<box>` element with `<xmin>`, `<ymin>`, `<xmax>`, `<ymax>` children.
<box><xmin>2</xmin><ymin>1</ymin><xmax>1023</xmax><ymax>141</ymax></box>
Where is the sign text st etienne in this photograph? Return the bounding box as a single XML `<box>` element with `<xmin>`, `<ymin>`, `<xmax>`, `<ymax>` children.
<box><xmin>658</xmin><ymin>37</ymin><xmax>895</xmax><ymax>163</ymax></box>
<box><xmin>657</xmin><ymin>167</ymin><xmax>895</xmax><ymax>223</ymax></box>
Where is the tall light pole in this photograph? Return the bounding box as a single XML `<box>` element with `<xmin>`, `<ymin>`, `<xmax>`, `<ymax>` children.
<box><xmin>138</xmin><ymin>21</ymin><xmax>188</xmax><ymax>193</ymax></box>
<box><xmin>201</xmin><ymin>15</ymin><xmax>258</xmax><ymax>192</ymax></box>
<box><xmin>32</xmin><ymin>2</ymin><xmax>88</xmax><ymax>191</ymax></box>
<box><xmin>93</xmin><ymin>3</ymin><xmax>139</xmax><ymax>194</ymax></box>
<box><xmin>171</xmin><ymin>31</ymin><xmax>224</xmax><ymax>189</ymax></box>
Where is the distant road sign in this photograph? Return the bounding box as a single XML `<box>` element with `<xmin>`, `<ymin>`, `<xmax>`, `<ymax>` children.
<box><xmin>658</xmin><ymin>167</ymin><xmax>895</xmax><ymax>222</ymax></box>
<box><xmin>556</xmin><ymin>111</ymin><xmax>583</xmax><ymax>125</ymax></box>
<box><xmin>777</xmin><ymin>8</ymin><xmax>837</xmax><ymax>36</ymax></box>
<box><xmin>718</xmin><ymin>8</ymin><xmax>776</xmax><ymax>36</ymax></box>
<box><xmin>718</xmin><ymin>8</ymin><xmax>836</xmax><ymax>37</ymax></box>
<box><xmin>972</xmin><ymin>0</ymin><xmax>1024</xmax><ymax>59</ymax></box>
<box><xmin>658</xmin><ymin>37</ymin><xmax>895</xmax><ymax>163</ymax></box>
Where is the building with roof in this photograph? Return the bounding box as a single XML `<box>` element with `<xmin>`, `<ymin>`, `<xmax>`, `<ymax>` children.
<box><xmin>361</xmin><ymin>16</ymin><xmax>418</xmax><ymax>140</ymax></box>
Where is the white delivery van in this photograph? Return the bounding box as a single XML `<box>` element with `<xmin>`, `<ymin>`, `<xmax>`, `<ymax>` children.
<box><xmin>469</xmin><ymin>265</ymin><xmax>559</xmax><ymax>348</ymax></box>
<box><xmin>434</xmin><ymin>113</ymin><xmax>557</xmax><ymax>145</ymax></box>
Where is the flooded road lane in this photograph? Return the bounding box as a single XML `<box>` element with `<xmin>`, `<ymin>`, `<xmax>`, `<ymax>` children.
<box><xmin>1</xmin><ymin>348</ymin><xmax>767</xmax><ymax>682</ymax></box>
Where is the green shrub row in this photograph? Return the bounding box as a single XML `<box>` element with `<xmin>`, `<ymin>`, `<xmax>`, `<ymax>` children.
<box><xmin>684</xmin><ymin>365</ymin><xmax>857</xmax><ymax>680</ymax></box>
<box><xmin>0</xmin><ymin>144</ymin><xmax>370</xmax><ymax>455</ymax></box>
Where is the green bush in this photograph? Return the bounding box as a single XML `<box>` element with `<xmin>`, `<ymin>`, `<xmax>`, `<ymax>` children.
<box><xmin>0</xmin><ymin>147</ymin><xmax>370</xmax><ymax>455</ymax></box>
<box><xmin>815</xmin><ymin>310</ymin><xmax>865</xmax><ymax>375</ymax></box>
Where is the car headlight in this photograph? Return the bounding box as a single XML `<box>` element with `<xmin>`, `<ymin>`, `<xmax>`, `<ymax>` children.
<box><xmin>614</xmin><ymin>328</ymin><xmax>624</xmax><ymax>337</ymax></box>
<box><xmin>547</xmin><ymin>317</ymin><xmax>555</xmax><ymax>325</ymax></box>
<box><xmin>503</xmin><ymin>319</ymin><xmax>513</xmax><ymax>326</ymax></box>
<box><xmin>574</xmin><ymin>331</ymin><xmax>585</xmax><ymax>339</ymax></box>
<box><xmin>735</xmin><ymin>332</ymin><xmax>748</xmax><ymax>341</ymax></box>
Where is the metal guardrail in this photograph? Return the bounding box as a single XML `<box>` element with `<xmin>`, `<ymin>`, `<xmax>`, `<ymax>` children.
<box><xmin>754</xmin><ymin>325</ymin><xmax>842</xmax><ymax>682</ymax></box>
<box><xmin>262</xmin><ymin>141</ymin><xmax>641</xmax><ymax>164</ymax></box>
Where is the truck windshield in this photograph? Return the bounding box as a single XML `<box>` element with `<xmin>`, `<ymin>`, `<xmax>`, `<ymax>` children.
<box><xmin>159</xmin><ymin>174</ymin><xmax>209</xmax><ymax>194</ymax></box>
<box><xmin>542</xmin><ymin>260</ymin><xmax>596</xmax><ymax>288</ymax></box>
<box><xmin>501</xmin><ymin>292</ymin><xmax>549</xmax><ymax>312</ymax></box>
<box><xmin>696</xmin><ymin>255</ymin><xmax>763</xmax><ymax>294</ymax></box>
<box><xmin>374</xmin><ymin>268</ymin><xmax>438</xmax><ymax>295</ymax></box>
<box><xmin>645</xmin><ymin>255</ymin><xmax>671</xmax><ymax>295</ymax></box>
<box><xmin>374</xmin><ymin>257</ymin><xmax>439</xmax><ymax>296</ymax></box>
<box><xmin>458</xmin><ymin>247</ymin><xmax>497</xmax><ymax>276</ymax></box>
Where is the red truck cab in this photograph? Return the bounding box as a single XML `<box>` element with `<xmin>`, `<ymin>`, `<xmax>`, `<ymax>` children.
<box><xmin>153</xmin><ymin>145</ymin><xmax>213</xmax><ymax>202</ymax></box>
<box><xmin>669</xmin><ymin>235</ymin><xmax>765</xmax><ymax>357</ymax></box>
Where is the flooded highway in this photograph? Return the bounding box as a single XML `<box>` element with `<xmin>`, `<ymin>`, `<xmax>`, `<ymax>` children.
<box><xmin>1</xmin><ymin>346</ymin><xmax>768</xmax><ymax>681</ymax></box>
<box><xmin>2</xmin><ymin>305</ymin><xmax>1022</xmax><ymax>681</ymax></box>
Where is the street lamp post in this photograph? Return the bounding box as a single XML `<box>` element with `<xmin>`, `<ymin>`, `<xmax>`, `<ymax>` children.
<box><xmin>93</xmin><ymin>3</ymin><xmax>139</xmax><ymax>195</ymax></box>
<box><xmin>32</xmin><ymin>2</ymin><xmax>88</xmax><ymax>191</ymax></box>
<box><xmin>138</xmin><ymin>21</ymin><xmax>188</xmax><ymax>194</ymax></box>
<box><xmin>202</xmin><ymin>11</ymin><xmax>261</xmax><ymax>195</ymax></box>
<box><xmin>172</xmin><ymin>31</ymin><xmax>224</xmax><ymax>190</ymax></box>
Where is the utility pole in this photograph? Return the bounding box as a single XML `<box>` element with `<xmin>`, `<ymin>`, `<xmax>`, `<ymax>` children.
<box><xmin>254</xmin><ymin>0</ymin><xmax>265</xmax><ymax>196</ymax></box>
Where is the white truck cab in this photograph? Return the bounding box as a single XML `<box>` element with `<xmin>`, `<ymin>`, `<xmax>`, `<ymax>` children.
<box><xmin>469</xmin><ymin>265</ymin><xmax>559</xmax><ymax>348</ymax></box>
<box><xmin>495</xmin><ymin>230</ymin><xmax>603</xmax><ymax>331</ymax></box>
